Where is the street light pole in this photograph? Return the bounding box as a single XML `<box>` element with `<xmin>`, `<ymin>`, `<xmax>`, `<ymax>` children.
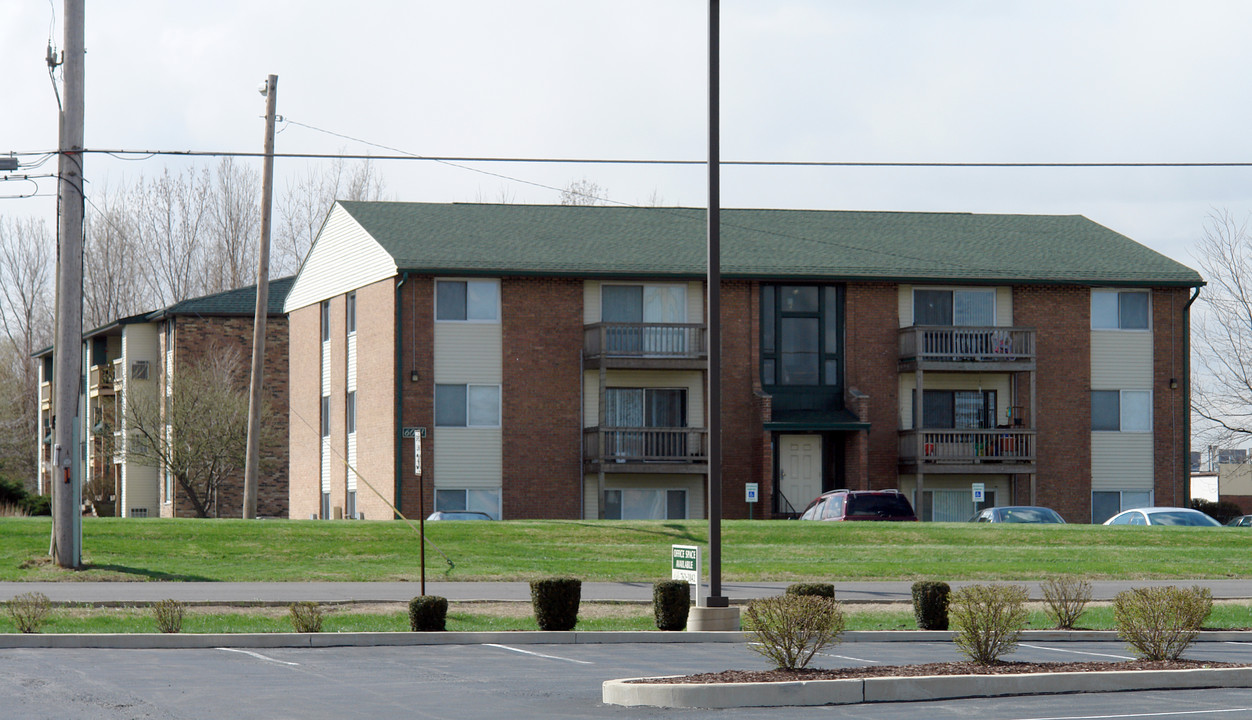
<box><xmin>242</xmin><ymin>74</ymin><xmax>278</xmax><ymax>519</ymax></box>
<box><xmin>705</xmin><ymin>0</ymin><xmax>727</xmax><ymax>609</ymax></box>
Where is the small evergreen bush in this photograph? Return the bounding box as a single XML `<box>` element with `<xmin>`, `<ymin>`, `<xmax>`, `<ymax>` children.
<box><xmin>288</xmin><ymin>602</ymin><xmax>324</xmax><ymax>633</ymax></box>
<box><xmin>1114</xmin><ymin>585</ymin><xmax>1213</xmax><ymax>661</ymax></box>
<box><xmin>742</xmin><ymin>594</ymin><xmax>845</xmax><ymax>670</ymax></box>
<box><xmin>911</xmin><ymin>580</ymin><xmax>950</xmax><ymax>630</ymax></box>
<box><xmin>1041</xmin><ymin>577</ymin><xmax>1092</xmax><ymax>629</ymax></box>
<box><xmin>5</xmin><ymin>591</ymin><xmax>52</xmax><ymax>634</ymax></box>
<box><xmin>1189</xmin><ymin>498</ymin><xmax>1242</xmax><ymax>525</ymax></box>
<box><xmin>786</xmin><ymin>582</ymin><xmax>835</xmax><ymax>599</ymax></box>
<box><xmin>153</xmin><ymin>599</ymin><xmax>185</xmax><ymax>634</ymax></box>
<box><xmin>652</xmin><ymin>580</ymin><xmax>690</xmax><ymax>631</ymax></box>
<box><xmin>950</xmin><ymin>584</ymin><xmax>1029</xmax><ymax>665</ymax></box>
<box><xmin>408</xmin><ymin>595</ymin><xmax>449</xmax><ymax>631</ymax></box>
<box><xmin>530</xmin><ymin>577</ymin><xmax>581</xmax><ymax>631</ymax></box>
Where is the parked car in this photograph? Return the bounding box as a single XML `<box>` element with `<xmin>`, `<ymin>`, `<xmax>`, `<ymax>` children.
<box><xmin>970</xmin><ymin>506</ymin><xmax>1066</xmax><ymax>524</ymax></box>
<box><xmin>1102</xmin><ymin>507</ymin><xmax>1221</xmax><ymax>527</ymax></box>
<box><xmin>425</xmin><ymin>511</ymin><xmax>494</xmax><ymax>521</ymax></box>
<box><xmin>1226</xmin><ymin>515</ymin><xmax>1252</xmax><ymax>527</ymax></box>
<box><xmin>799</xmin><ymin>489</ymin><xmax>918</xmax><ymax>521</ymax></box>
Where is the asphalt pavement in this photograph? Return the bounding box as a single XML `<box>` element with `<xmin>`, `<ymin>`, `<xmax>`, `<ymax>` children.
<box><xmin>2</xmin><ymin>578</ymin><xmax>1251</xmax><ymax>604</ymax></box>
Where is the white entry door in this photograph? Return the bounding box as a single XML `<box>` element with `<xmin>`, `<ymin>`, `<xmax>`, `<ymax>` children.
<box><xmin>779</xmin><ymin>435</ymin><xmax>822</xmax><ymax>515</ymax></box>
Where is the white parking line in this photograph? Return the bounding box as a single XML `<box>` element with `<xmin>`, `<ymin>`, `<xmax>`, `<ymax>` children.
<box><xmin>1018</xmin><ymin>643</ymin><xmax>1135</xmax><ymax>661</ymax></box>
<box><xmin>216</xmin><ymin>647</ymin><xmax>300</xmax><ymax>666</ymax></box>
<box><xmin>483</xmin><ymin>643</ymin><xmax>593</xmax><ymax>665</ymax></box>
<box><xmin>1012</xmin><ymin>709</ymin><xmax>1252</xmax><ymax>720</ymax></box>
<box><xmin>815</xmin><ymin>651</ymin><xmax>880</xmax><ymax>664</ymax></box>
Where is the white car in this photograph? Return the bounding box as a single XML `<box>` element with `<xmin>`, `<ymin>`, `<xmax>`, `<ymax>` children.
<box><xmin>1102</xmin><ymin>507</ymin><xmax>1221</xmax><ymax>527</ymax></box>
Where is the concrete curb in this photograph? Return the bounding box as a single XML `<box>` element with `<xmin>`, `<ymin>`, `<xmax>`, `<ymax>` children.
<box><xmin>603</xmin><ymin>667</ymin><xmax>1252</xmax><ymax>708</ymax></box>
<box><xmin>4</xmin><ymin>628</ymin><xmax>1252</xmax><ymax>650</ymax></box>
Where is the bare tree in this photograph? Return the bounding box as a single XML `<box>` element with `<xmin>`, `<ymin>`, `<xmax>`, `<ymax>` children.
<box><xmin>84</xmin><ymin>183</ymin><xmax>152</xmax><ymax>328</ymax></box>
<box><xmin>559</xmin><ymin>177</ymin><xmax>608</xmax><ymax>206</ymax></box>
<box><xmin>123</xmin><ymin>342</ymin><xmax>275</xmax><ymax>518</ymax></box>
<box><xmin>1192</xmin><ymin>209</ymin><xmax>1252</xmax><ymax>443</ymax></box>
<box><xmin>131</xmin><ymin>166</ymin><xmax>212</xmax><ymax>304</ymax></box>
<box><xmin>273</xmin><ymin>157</ymin><xmax>387</xmax><ymax>276</ymax></box>
<box><xmin>204</xmin><ymin>158</ymin><xmax>260</xmax><ymax>295</ymax></box>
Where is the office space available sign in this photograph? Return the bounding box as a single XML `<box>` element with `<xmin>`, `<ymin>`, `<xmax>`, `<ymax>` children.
<box><xmin>671</xmin><ymin>545</ymin><xmax>700</xmax><ymax>585</ymax></box>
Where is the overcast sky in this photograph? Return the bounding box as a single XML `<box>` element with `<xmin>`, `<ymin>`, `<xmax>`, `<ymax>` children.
<box><xmin>4</xmin><ymin>0</ymin><xmax>1252</xmax><ymax>267</ymax></box>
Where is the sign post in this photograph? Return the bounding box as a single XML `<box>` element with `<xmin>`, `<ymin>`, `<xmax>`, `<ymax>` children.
<box><xmin>671</xmin><ymin>544</ymin><xmax>702</xmax><ymax>607</ymax></box>
<box><xmin>972</xmin><ymin>482</ymin><xmax>985</xmax><ymax>514</ymax></box>
<box><xmin>405</xmin><ymin>427</ymin><xmax>427</xmax><ymax>595</ymax></box>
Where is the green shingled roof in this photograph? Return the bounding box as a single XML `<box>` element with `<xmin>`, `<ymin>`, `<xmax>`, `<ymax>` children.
<box><xmin>146</xmin><ymin>276</ymin><xmax>295</xmax><ymax>320</ymax></box>
<box><xmin>336</xmin><ymin>202</ymin><xmax>1202</xmax><ymax>286</ymax></box>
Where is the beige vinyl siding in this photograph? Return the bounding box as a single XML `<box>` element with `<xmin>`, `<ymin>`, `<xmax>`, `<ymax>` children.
<box><xmin>434</xmin><ymin>323</ymin><xmax>502</xmax><ymax>384</ymax></box>
<box><xmin>122</xmin><ymin>465</ymin><xmax>159</xmax><ymax>517</ymax></box>
<box><xmin>582</xmin><ymin>280</ymin><xmax>702</xmax><ymax>323</ymax></box>
<box><xmin>582</xmin><ymin>473</ymin><xmax>706</xmax><ymax>520</ymax></box>
<box><xmin>346</xmin><ymin>434</ymin><xmax>357</xmax><ymax>493</ymax></box>
<box><xmin>898</xmin><ymin>285</ymin><xmax>1011</xmax><ymax>327</ymax></box>
<box><xmin>1090</xmin><ymin>433</ymin><xmax>1154</xmax><ymax>490</ymax></box>
<box><xmin>120</xmin><ymin>324</ymin><xmax>161</xmax><ymax>518</ymax></box>
<box><xmin>898</xmin><ymin>373</ymin><xmax>1013</xmax><ymax>428</ymax></box>
<box><xmin>434</xmin><ymin>428</ymin><xmax>502</xmax><ymax>487</ymax></box>
<box><xmin>321</xmin><ymin>438</ymin><xmax>331</xmax><ymax>494</ymax></box>
<box><xmin>1091</xmin><ymin>332</ymin><xmax>1153</xmax><ymax>388</ymax></box>
<box><xmin>283</xmin><ymin>203</ymin><xmax>398</xmax><ymax>313</ymax></box>
<box><xmin>347</xmin><ymin>333</ymin><xmax>357</xmax><ymax>392</ymax></box>
<box><xmin>583</xmin><ymin>369</ymin><xmax>705</xmax><ymax>428</ymax></box>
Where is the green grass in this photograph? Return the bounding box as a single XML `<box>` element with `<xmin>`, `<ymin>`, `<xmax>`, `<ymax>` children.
<box><xmin>3</xmin><ymin>517</ymin><xmax>1252</xmax><ymax>582</ymax></box>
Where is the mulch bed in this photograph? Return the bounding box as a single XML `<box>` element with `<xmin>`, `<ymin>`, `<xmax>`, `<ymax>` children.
<box><xmin>637</xmin><ymin>660</ymin><xmax>1245</xmax><ymax>684</ymax></box>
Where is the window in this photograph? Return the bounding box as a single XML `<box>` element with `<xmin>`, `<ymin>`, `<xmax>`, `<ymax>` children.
<box><xmin>345</xmin><ymin>490</ymin><xmax>357</xmax><ymax>520</ymax></box>
<box><xmin>321</xmin><ymin>492</ymin><xmax>330</xmax><ymax>520</ymax></box>
<box><xmin>435</xmin><ymin>384</ymin><xmax>501</xmax><ymax>427</ymax></box>
<box><xmin>605</xmin><ymin>489</ymin><xmax>687</xmax><ymax>520</ymax></box>
<box><xmin>320</xmin><ymin>300</ymin><xmax>331</xmax><ymax>341</ymax></box>
<box><xmin>760</xmin><ymin>285</ymin><xmax>842</xmax><ymax>388</ymax></box>
<box><xmin>436</xmin><ymin>280</ymin><xmax>499</xmax><ymax>321</ymax></box>
<box><xmin>921</xmin><ymin>489</ymin><xmax>996</xmax><ymax>522</ymax></box>
<box><xmin>1091</xmin><ymin>390</ymin><xmax>1151</xmax><ymax>431</ymax></box>
<box><xmin>346</xmin><ymin>391</ymin><xmax>356</xmax><ymax>434</ymax></box>
<box><xmin>321</xmin><ymin>396</ymin><xmax>331</xmax><ymax>437</ymax></box>
<box><xmin>1092</xmin><ymin>290</ymin><xmax>1149</xmax><ymax>330</ymax></box>
<box><xmin>601</xmin><ymin>284</ymin><xmax>688</xmax><ymax>353</ymax></box>
<box><xmin>1092</xmin><ymin>490</ymin><xmax>1152</xmax><ymax>524</ymax></box>
<box><xmin>914</xmin><ymin>289</ymin><xmax>995</xmax><ymax>326</ymax></box>
<box><xmin>346</xmin><ymin>292</ymin><xmax>356</xmax><ymax>334</ymax></box>
<box><xmin>914</xmin><ymin>390</ymin><xmax>996</xmax><ymax>429</ymax></box>
<box><xmin>605</xmin><ymin>388</ymin><xmax>686</xmax><ymax>428</ymax></box>
<box><xmin>130</xmin><ymin>360</ymin><xmax>150</xmax><ymax>380</ymax></box>
<box><xmin>435</xmin><ymin>488</ymin><xmax>501</xmax><ymax>519</ymax></box>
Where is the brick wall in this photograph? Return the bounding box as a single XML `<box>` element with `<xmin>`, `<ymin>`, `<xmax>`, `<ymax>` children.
<box><xmin>170</xmin><ymin>313</ymin><xmax>290</xmax><ymax>518</ymax></box>
<box><xmin>1013</xmin><ymin>286</ymin><xmax>1091</xmax><ymax>523</ymax></box>
<box><xmin>844</xmin><ymin>282</ymin><xmax>900</xmax><ymax>491</ymax></box>
<box><xmin>501</xmin><ymin>277</ymin><xmax>583</xmax><ymax>519</ymax></box>
<box><xmin>289</xmin><ymin>304</ymin><xmax>321</xmax><ymax>519</ymax></box>
<box><xmin>720</xmin><ymin>280</ymin><xmax>761</xmax><ymax>519</ymax></box>
<box><xmin>397</xmin><ymin>276</ymin><xmax>435</xmax><ymax>517</ymax></box>
<box><xmin>354</xmin><ymin>279</ymin><xmax>397</xmax><ymax>521</ymax></box>
<box><xmin>1153</xmin><ymin>287</ymin><xmax>1190</xmax><ymax>508</ymax></box>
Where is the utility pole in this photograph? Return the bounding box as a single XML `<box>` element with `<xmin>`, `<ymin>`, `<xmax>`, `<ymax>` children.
<box><xmin>242</xmin><ymin>74</ymin><xmax>278</xmax><ymax>519</ymax></box>
<box><xmin>51</xmin><ymin>0</ymin><xmax>84</xmax><ymax>567</ymax></box>
<box><xmin>705</xmin><ymin>0</ymin><xmax>727</xmax><ymax>609</ymax></box>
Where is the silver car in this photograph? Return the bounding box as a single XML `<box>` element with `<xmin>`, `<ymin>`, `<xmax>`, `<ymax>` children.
<box><xmin>970</xmin><ymin>506</ymin><xmax>1065</xmax><ymax>523</ymax></box>
<box><xmin>1103</xmin><ymin>507</ymin><xmax>1221</xmax><ymax>527</ymax></box>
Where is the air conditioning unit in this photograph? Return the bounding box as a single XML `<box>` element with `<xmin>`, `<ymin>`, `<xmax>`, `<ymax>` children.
<box><xmin>130</xmin><ymin>360</ymin><xmax>150</xmax><ymax>380</ymax></box>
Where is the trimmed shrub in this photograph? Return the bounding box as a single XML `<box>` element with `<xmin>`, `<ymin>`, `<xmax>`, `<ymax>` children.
<box><xmin>530</xmin><ymin>577</ymin><xmax>581</xmax><ymax>631</ymax></box>
<box><xmin>950</xmin><ymin>584</ymin><xmax>1029</xmax><ymax>665</ymax></box>
<box><xmin>653</xmin><ymin>580</ymin><xmax>690</xmax><ymax>631</ymax></box>
<box><xmin>1114</xmin><ymin>585</ymin><xmax>1213</xmax><ymax>661</ymax></box>
<box><xmin>1041</xmin><ymin>577</ymin><xmax>1092</xmax><ymax>629</ymax></box>
<box><xmin>743</xmin><ymin>594</ymin><xmax>845</xmax><ymax>670</ymax></box>
<box><xmin>786</xmin><ymin>583</ymin><xmax>836</xmax><ymax>600</ymax></box>
<box><xmin>1190</xmin><ymin>498</ymin><xmax>1242</xmax><ymax>525</ymax></box>
<box><xmin>153</xmin><ymin>599</ymin><xmax>185</xmax><ymax>634</ymax></box>
<box><xmin>288</xmin><ymin>602</ymin><xmax>324</xmax><ymax>633</ymax></box>
<box><xmin>911</xmin><ymin>580</ymin><xmax>950</xmax><ymax>630</ymax></box>
<box><xmin>408</xmin><ymin>595</ymin><xmax>449</xmax><ymax>631</ymax></box>
<box><xmin>6</xmin><ymin>591</ymin><xmax>52</xmax><ymax>634</ymax></box>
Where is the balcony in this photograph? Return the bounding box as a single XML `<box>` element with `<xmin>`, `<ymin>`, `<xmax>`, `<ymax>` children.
<box><xmin>899</xmin><ymin>326</ymin><xmax>1035</xmax><ymax>371</ymax></box>
<box><xmin>583</xmin><ymin>426</ymin><xmax>709</xmax><ymax>473</ymax></box>
<box><xmin>583</xmin><ymin>323</ymin><xmax>707</xmax><ymax>369</ymax></box>
<box><xmin>898</xmin><ymin>429</ymin><xmax>1036</xmax><ymax>474</ymax></box>
<box><xmin>89</xmin><ymin>363</ymin><xmax>116</xmax><ymax>397</ymax></box>
<box><xmin>39</xmin><ymin>381</ymin><xmax>51</xmax><ymax>411</ymax></box>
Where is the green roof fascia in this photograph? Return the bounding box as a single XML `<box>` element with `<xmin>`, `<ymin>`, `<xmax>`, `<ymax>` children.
<box><xmin>764</xmin><ymin>420</ymin><xmax>872</xmax><ymax>432</ymax></box>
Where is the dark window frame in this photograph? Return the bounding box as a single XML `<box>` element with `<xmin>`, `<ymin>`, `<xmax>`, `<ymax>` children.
<box><xmin>759</xmin><ymin>284</ymin><xmax>844</xmax><ymax>390</ymax></box>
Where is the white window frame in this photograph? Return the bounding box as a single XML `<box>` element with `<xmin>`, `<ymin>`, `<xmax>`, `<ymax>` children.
<box><xmin>435</xmin><ymin>279</ymin><xmax>500</xmax><ymax>323</ymax></box>
<box><xmin>1091</xmin><ymin>289</ymin><xmax>1151</xmax><ymax>331</ymax></box>
<box><xmin>435</xmin><ymin>384</ymin><xmax>501</xmax><ymax>427</ymax></box>
<box><xmin>1091</xmin><ymin>389</ymin><xmax>1152</xmax><ymax>432</ymax></box>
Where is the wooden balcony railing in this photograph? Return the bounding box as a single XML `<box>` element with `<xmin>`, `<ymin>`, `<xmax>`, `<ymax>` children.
<box><xmin>583</xmin><ymin>427</ymin><xmax>709</xmax><ymax>465</ymax></box>
<box><xmin>899</xmin><ymin>326</ymin><xmax>1035</xmax><ymax>364</ymax></box>
<box><xmin>89</xmin><ymin>363</ymin><xmax>116</xmax><ymax>395</ymax></box>
<box><xmin>898</xmin><ymin>429</ymin><xmax>1036</xmax><ymax>465</ymax></box>
<box><xmin>583</xmin><ymin>323</ymin><xmax>707</xmax><ymax>360</ymax></box>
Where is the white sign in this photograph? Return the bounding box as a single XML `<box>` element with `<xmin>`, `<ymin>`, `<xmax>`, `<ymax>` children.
<box><xmin>972</xmin><ymin>482</ymin><xmax>985</xmax><ymax>503</ymax></box>
<box><xmin>671</xmin><ymin>544</ymin><xmax>700</xmax><ymax>588</ymax></box>
<box><xmin>745</xmin><ymin>482</ymin><xmax>759</xmax><ymax>503</ymax></box>
<box><xmin>414</xmin><ymin>435</ymin><xmax>422</xmax><ymax>477</ymax></box>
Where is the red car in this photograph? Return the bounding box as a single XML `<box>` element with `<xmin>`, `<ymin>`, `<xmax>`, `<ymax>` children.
<box><xmin>798</xmin><ymin>489</ymin><xmax>918</xmax><ymax>521</ymax></box>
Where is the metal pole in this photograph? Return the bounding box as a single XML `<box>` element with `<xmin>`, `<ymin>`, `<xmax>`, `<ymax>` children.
<box><xmin>52</xmin><ymin>0</ymin><xmax>84</xmax><ymax>568</ymax></box>
<box><xmin>243</xmin><ymin>74</ymin><xmax>278</xmax><ymax>519</ymax></box>
<box><xmin>705</xmin><ymin>0</ymin><xmax>727</xmax><ymax>608</ymax></box>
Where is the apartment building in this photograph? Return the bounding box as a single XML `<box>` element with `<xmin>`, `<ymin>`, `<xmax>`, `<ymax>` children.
<box><xmin>36</xmin><ymin>279</ymin><xmax>293</xmax><ymax>518</ymax></box>
<box><xmin>286</xmin><ymin>202</ymin><xmax>1201</xmax><ymax>523</ymax></box>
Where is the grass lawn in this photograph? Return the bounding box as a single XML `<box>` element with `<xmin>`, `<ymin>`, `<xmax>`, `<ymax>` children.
<box><xmin>2</xmin><ymin>516</ymin><xmax>1251</xmax><ymax>583</ymax></box>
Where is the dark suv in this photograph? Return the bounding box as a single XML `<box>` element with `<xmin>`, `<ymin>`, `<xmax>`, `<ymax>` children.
<box><xmin>798</xmin><ymin>489</ymin><xmax>918</xmax><ymax>522</ymax></box>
